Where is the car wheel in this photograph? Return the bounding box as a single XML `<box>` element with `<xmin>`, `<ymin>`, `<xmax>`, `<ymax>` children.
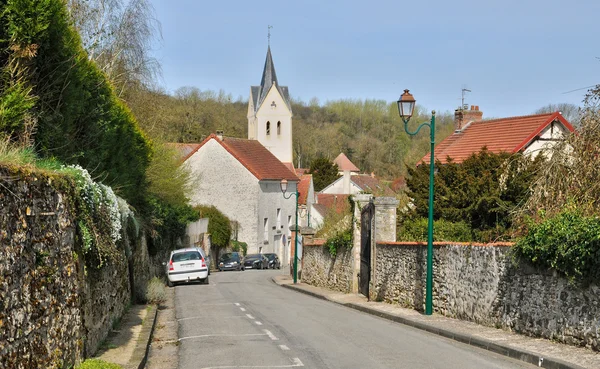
<box><xmin>203</xmin><ymin>276</ymin><xmax>209</xmax><ymax>285</ymax></box>
<box><xmin>242</xmin><ymin>266</ymin><xmax>245</xmax><ymax>271</ymax></box>
<box><xmin>167</xmin><ymin>279</ymin><xmax>173</xmax><ymax>288</ymax></box>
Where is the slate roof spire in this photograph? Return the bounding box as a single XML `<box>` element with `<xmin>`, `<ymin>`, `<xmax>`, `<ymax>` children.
<box><xmin>259</xmin><ymin>46</ymin><xmax>278</xmax><ymax>101</ymax></box>
<box><xmin>251</xmin><ymin>47</ymin><xmax>291</xmax><ymax>113</ymax></box>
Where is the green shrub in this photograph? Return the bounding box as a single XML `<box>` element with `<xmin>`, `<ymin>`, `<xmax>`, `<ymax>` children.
<box><xmin>76</xmin><ymin>359</ymin><xmax>122</xmax><ymax>369</ymax></box>
<box><xmin>513</xmin><ymin>208</ymin><xmax>600</xmax><ymax>284</ymax></box>
<box><xmin>324</xmin><ymin>228</ymin><xmax>352</xmax><ymax>257</ymax></box>
<box><xmin>195</xmin><ymin>205</ymin><xmax>231</xmax><ymax>249</ymax></box>
<box><xmin>146</xmin><ymin>277</ymin><xmax>166</xmax><ymax>305</ymax></box>
<box><xmin>398</xmin><ymin>218</ymin><xmax>473</xmax><ymax>242</ymax></box>
<box><xmin>231</xmin><ymin>240</ymin><xmax>247</xmax><ymax>255</ymax></box>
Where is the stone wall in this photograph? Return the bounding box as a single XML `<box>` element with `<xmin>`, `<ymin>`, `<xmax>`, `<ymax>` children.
<box><xmin>0</xmin><ymin>167</ymin><xmax>147</xmax><ymax>368</ymax></box>
<box><xmin>301</xmin><ymin>240</ymin><xmax>354</xmax><ymax>293</ymax></box>
<box><xmin>375</xmin><ymin>242</ymin><xmax>600</xmax><ymax>350</ymax></box>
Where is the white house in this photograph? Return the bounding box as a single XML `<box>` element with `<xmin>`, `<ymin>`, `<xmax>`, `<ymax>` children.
<box><xmin>181</xmin><ymin>134</ymin><xmax>299</xmax><ymax>260</ymax></box>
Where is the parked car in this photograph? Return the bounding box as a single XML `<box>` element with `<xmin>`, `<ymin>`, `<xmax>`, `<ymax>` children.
<box><xmin>165</xmin><ymin>248</ymin><xmax>209</xmax><ymax>287</ymax></box>
<box><xmin>218</xmin><ymin>252</ymin><xmax>244</xmax><ymax>271</ymax></box>
<box><xmin>263</xmin><ymin>253</ymin><xmax>281</xmax><ymax>269</ymax></box>
<box><xmin>243</xmin><ymin>254</ymin><xmax>269</xmax><ymax>270</ymax></box>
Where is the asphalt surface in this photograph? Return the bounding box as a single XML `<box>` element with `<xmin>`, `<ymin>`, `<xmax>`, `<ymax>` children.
<box><xmin>175</xmin><ymin>269</ymin><xmax>538</xmax><ymax>369</ymax></box>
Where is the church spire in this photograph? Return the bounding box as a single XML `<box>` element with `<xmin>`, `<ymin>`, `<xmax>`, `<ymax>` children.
<box><xmin>260</xmin><ymin>46</ymin><xmax>278</xmax><ymax>93</ymax></box>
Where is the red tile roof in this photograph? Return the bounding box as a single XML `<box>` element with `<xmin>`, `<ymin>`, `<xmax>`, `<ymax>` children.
<box><xmin>298</xmin><ymin>174</ymin><xmax>312</xmax><ymax>205</ymax></box>
<box><xmin>351</xmin><ymin>175</ymin><xmax>396</xmax><ymax>196</ymax></box>
<box><xmin>334</xmin><ymin>153</ymin><xmax>359</xmax><ymax>172</ymax></box>
<box><xmin>295</xmin><ymin>168</ymin><xmax>308</xmax><ymax>176</ymax></box>
<box><xmin>181</xmin><ymin>134</ymin><xmax>299</xmax><ymax>181</ymax></box>
<box><xmin>168</xmin><ymin>143</ymin><xmax>202</xmax><ymax>159</ymax></box>
<box><xmin>315</xmin><ymin>194</ymin><xmax>351</xmax><ymax>215</ymax></box>
<box><xmin>421</xmin><ymin>112</ymin><xmax>574</xmax><ymax>164</ymax></box>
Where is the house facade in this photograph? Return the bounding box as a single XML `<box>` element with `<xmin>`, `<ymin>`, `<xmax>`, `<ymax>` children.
<box><xmin>182</xmin><ymin>135</ymin><xmax>298</xmax><ymax>260</ymax></box>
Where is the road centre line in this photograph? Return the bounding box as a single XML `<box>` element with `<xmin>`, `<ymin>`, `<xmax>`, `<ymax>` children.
<box><xmin>255</xmin><ymin>321</ymin><xmax>263</xmax><ymax>325</ymax></box>
<box><xmin>177</xmin><ymin>333</ymin><xmax>267</xmax><ymax>342</ymax></box>
<box><xmin>279</xmin><ymin>345</ymin><xmax>290</xmax><ymax>351</ymax></box>
<box><xmin>200</xmin><ymin>357</ymin><xmax>303</xmax><ymax>368</ymax></box>
<box><xmin>246</xmin><ymin>314</ymin><xmax>255</xmax><ymax>319</ymax></box>
<box><xmin>240</xmin><ymin>307</ymin><xmax>246</xmax><ymax>312</ymax></box>
<box><xmin>234</xmin><ymin>303</ymin><xmax>240</xmax><ymax>306</ymax></box>
<box><xmin>263</xmin><ymin>329</ymin><xmax>278</xmax><ymax>341</ymax></box>
<box><xmin>178</xmin><ymin>315</ymin><xmax>245</xmax><ymax>322</ymax></box>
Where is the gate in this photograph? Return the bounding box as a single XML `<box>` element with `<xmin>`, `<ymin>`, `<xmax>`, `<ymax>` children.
<box><xmin>359</xmin><ymin>201</ymin><xmax>374</xmax><ymax>298</ymax></box>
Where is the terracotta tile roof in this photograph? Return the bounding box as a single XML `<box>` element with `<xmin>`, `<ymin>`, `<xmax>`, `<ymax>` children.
<box><xmin>334</xmin><ymin>153</ymin><xmax>359</xmax><ymax>172</ymax></box>
<box><xmin>351</xmin><ymin>175</ymin><xmax>396</xmax><ymax>196</ymax></box>
<box><xmin>181</xmin><ymin>134</ymin><xmax>299</xmax><ymax>181</ymax></box>
<box><xmin>168</xmin><ymin>143</ymin><xmax>202</xmax><ymax>159</ymax></box>
<box><xmin>421</xmin><ymin>112</ymin><xmax>575</xmax><ymax>164</ymax></box>
<box><xmin>282</xmin><ymin>162</ymin><xmax>296</xmax><ymax>175</ymax></box>
<box><xmin>316</xmin><ymin>194</ymin><xmax>351</xmax><ymax>215</ymax></box>
<box><xmin>295</xmin><ymin>168</ymin><xmax>308</xmax><ymax>176</ymax></box>
<box><xmin>298</xmin><ymin>174</ymin><xmax>312</xmax><ymax>205</ymax></box>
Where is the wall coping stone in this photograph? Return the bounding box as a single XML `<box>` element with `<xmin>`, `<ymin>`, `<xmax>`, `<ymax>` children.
<box><xmin>374</xmin><ymin>197</ymin><xmax>400</xmax><ymax>207</ymax></box>
<box><xmin>377</xmin><ymin>241</ymin><xmax>515</xmax><ymax>247</ymax></box>
<box><xmin>304</xmin><ymin>238</ymin><xmax>326</xmax><ymax>246</ymax></box>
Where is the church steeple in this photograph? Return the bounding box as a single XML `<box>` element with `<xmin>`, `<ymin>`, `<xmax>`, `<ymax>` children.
<box><xmin>248</xmin><ymin>46</ymin><xmax>293</xmax><ymax>164</ymax></box>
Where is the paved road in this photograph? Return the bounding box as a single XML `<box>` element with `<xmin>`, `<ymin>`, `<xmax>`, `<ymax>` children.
<box><xmin>174</xmin><ymin>269</ymin><xmax>537</xmax><ymax>369</ymax></box>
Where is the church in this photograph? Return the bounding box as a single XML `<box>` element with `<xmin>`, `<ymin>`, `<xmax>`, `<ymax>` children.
<box><xmin>178</xmin><ymin>47</ymin><xmax>305</xmax><ymax>263</ymax></box>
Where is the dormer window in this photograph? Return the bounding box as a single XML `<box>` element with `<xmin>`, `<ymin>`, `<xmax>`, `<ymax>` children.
<box><xmin>277</xmin><ymin>121</ymin><xmax>281</xmax><ymax>135</ymax></box>
<box><xmin>266</xmin><ymin>121</ymin><xmax>271</xmax><ymax>135</ymax></box>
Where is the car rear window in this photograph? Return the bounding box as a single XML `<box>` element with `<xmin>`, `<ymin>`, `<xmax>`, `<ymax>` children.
<box><xmin>172</xmin><ymin>251</ymin><xmax>201</xmax><ymax>262</ymax></box>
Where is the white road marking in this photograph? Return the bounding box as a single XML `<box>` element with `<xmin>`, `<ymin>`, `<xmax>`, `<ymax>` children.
<box><xmin>196</xmin><ymin>303</ymin><xmax>237</xmax><ymax>306</ymax></box>
<box><xmin>240</xmin><ymin>307</ymin><xmax>246</xmax><ymax>312</ymax></box>
<box><xmin>263</xmin><ymin>329</ymin><xmax>278</xmax><ymax>341</ymax></box>
<box><xmin>246</xmin><ymin>314</ymin><xmax>255</xmax><ymax>319</ymax></box>
<box><xmin>177</xmin><ymin>333</ymin><xmax>267</xmax><ymax>342</ymax></box>
<box><xmin>255</xmin><ymin>321</ymin><xmax>263</xmax><ymax>326</ymax></box>
<box><xmin>279</xmin><ymin>345</ymin><xmax>290</xmax><ymax>351</ymax></box>
<box><xmin>234</xmin><ymin>303</ymin><xmax>240</xmax><ymax>306</ymax></box>
<box><xmin>178</xmin><ymin>315</ymin><xmax>245</xmax><ymax>322</ymax></box>
<box><xmin>200</xmin><ymin>357</ymin><xmax>303</xmax><ymax>368</ymax></box>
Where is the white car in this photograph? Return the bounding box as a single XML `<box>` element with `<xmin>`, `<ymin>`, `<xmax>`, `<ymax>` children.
<box><xmin>166</xmin><ymin>248</ymin><xmax>209</xmax><ymax>287</ymax></box>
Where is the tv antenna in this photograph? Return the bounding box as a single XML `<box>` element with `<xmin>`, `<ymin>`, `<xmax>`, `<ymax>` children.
<box><xmin>461</xmin><ymin>86</ymin><xmax>471</xmax><ymax>110</ymax></box>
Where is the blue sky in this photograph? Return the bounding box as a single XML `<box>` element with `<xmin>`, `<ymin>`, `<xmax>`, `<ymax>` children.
<box><xmin>149</xmin><ymin>0</ymin><xmax>599</xmax><ymax>118</ymax></box>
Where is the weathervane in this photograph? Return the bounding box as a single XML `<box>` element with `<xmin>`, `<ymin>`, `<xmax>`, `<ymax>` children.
<box><xmin>268</xmin><ymin>25</ymin><xmax>273</xmax><ymax>47</ymax></box>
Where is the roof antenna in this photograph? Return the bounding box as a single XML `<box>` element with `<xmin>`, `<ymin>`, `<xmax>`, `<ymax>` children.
<box><xmin>461</xmin><ymin>86</ymin><xmax>471</xmax><ymax>110</ymax></box>
<box><xmin>268</xmin><ymin>25</ymin><xmax>273</xmax><ymax>47</ymax></box>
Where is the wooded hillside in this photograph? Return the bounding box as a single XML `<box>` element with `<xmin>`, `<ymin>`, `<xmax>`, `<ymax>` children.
<box><xmin>125</xmin><ymin>86</ymin><xmax>457</xmax><ymax>179</ymax></box>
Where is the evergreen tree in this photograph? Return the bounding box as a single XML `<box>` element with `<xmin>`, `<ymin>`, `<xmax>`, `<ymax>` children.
<box><xmin>308</xmin><ymin>157</ymin><xmax>340</xmax><ymax>192</ymax></box>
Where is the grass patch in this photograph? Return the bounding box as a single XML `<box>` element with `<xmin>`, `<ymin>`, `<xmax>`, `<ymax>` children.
<box><xmin>146</xmin><ymin>277</ymin><xmax>166</xmax><ymax>305</ymax></box>
<box><xmin>75</xmin><ymin>358</ymin><xmax>122</xmax><ymax>369</ymax></box>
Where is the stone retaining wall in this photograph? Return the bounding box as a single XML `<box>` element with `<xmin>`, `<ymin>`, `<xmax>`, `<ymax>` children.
<box><xmin>376</xmin><ymin>242</ymin><xmax>600</xmax><ymax>350</ymax></box>
<box><xmin>301</xmin><ymin>240</ymin><xmax>353</xmax><ymax>293</ymax></box>
<box><xmin>0</xmin><ymin>168</ymin><xmax>149</xmax><ymax>368</ymax></box>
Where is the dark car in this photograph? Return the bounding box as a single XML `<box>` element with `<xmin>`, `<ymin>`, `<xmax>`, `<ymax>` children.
<box><xmin>263</xmin><ymin>253</ymin><xmax>281</xmax><ymax>269</ymax></box>
<box><xmin>243</xmin><ymin>254</ymin><xmax>269</xmax><ymax>270</ymax></box>
<box><xmin>218</xmin><ymin>252</ymin><xmax>244</xmax><ymax>271</ymax></box>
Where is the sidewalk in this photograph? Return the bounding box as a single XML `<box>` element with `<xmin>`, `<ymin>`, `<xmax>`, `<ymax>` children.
<box><xmin>273</xmin><ymin>275</ymin><xmax>600</xmax><ymax>369</ymax></box>
<box><xmin>95</xmin><ymin>304</ymin><xmax>158</xmax><ymax>369</ymax></box>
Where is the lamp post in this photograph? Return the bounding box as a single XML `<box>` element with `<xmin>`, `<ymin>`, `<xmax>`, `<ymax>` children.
<box><xmin>280</xmin><ymin>179</ymin><xmax>299</xmax><ymax>284</ymax></box>
<box><xmin>397</xmin><ymin>89</ymin><xmax>435</xmax><ymax>315</ymax></box>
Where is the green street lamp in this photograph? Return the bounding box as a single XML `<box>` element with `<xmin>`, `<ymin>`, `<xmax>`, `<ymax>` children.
<box><xmin>397</xmin><ymin>89</ymin><xmax>436</xmax><ymax>315</ymax></box>
<box><xmin>280</xmin><ymin>179</ymin><xmax>299</xmax><ymax>284</ymax></box>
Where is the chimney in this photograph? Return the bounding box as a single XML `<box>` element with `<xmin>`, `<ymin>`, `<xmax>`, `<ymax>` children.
<box><xmin>454</xmin><ymin>105</ymin><xmax>483</xmax><ymax>132</ymax></box>
<box><xmin>216</xmin><ymin>130</ymin><xmax>224</xmax><ymax>140</ymax></box>
<box><xmin>343</xmin><ymin>170</ymin><xmax>351</xmax><ymax>194</ymax></box>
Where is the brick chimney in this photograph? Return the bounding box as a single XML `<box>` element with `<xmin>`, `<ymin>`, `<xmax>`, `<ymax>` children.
<box><xmin>454</xmin><ymin>105</ymin><xmax>483</xmax><ymax>132</ymax></box>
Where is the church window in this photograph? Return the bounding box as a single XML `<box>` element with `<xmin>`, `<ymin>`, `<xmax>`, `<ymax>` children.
<box><xmin>277</xmin><ymin>121</ymin><xmax>281</xmax><ymax>135</ymax></box>
<box><xmin>266</xmin><ymin>121</ymin><xmax>271</xmax><ymax>136</ymax></box>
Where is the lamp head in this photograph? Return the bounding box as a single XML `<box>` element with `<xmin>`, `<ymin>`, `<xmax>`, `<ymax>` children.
<box><xmin>397</xmin><ymin>89</ymin><xmax>416</xmax><ymax>122</ymax></box>
<box><xmin>280</xmin><ymin>179</ymin><xmax>288</xmax><ymax>193</ymax></box>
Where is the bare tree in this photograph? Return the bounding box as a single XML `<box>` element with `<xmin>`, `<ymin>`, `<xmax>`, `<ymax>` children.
<box><xmin>534</xmin><ymin>103</ymin><xmax>582</xmax><ymax>128</ymax></box>
<box><xmin>67</xmin><ymin>0</ymin><xmax>162</xmax><ymax>95</ymax></box>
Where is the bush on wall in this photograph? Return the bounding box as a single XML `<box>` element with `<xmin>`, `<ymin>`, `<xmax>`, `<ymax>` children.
<box><xmin>398</xmin><ymin>218</ymin><xmax>472</xmax><ymax>242</ymax></box>
<box><xmin>513</xmin><ymin>207</ymin><xmax>600</xmax><ymax>284</ymax></box>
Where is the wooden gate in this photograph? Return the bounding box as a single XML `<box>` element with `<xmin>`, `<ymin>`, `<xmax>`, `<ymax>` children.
<box><xmin>359</xmin><ymin>201</ymin><xmax>374</xmax><ymax>298</ymax></box>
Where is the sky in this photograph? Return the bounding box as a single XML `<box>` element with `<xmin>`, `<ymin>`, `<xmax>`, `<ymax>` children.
<box><xmin>148</xmin><ymin>0</ymin><xmax>599</xmax><ymax>118</ymax></box>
